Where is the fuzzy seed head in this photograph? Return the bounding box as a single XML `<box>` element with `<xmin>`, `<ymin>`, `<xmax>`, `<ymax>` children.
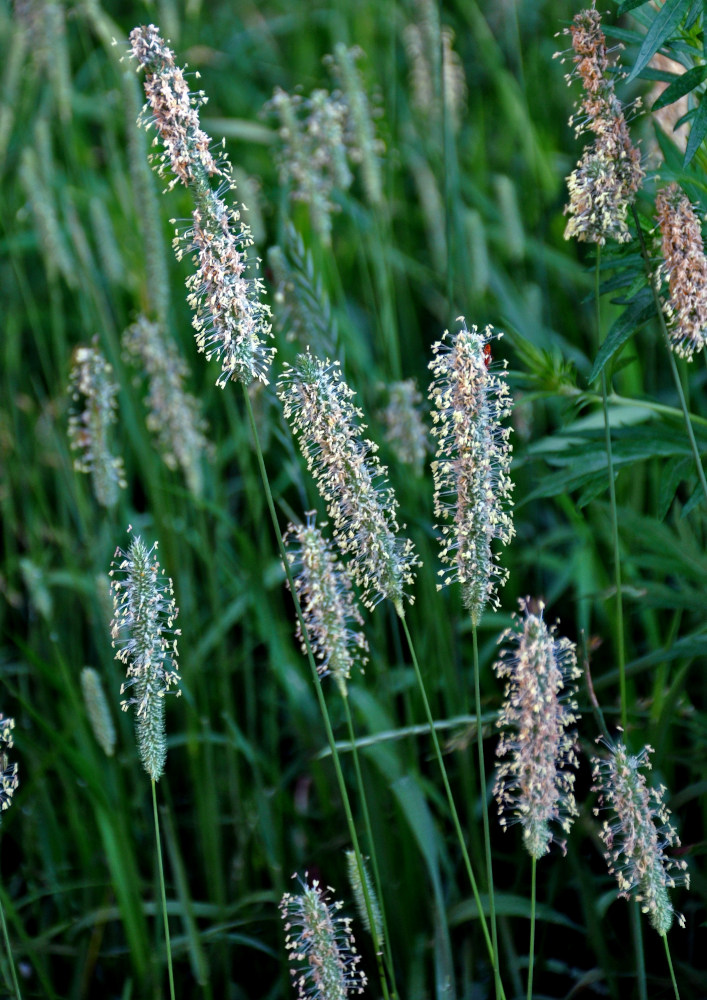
<box><xmin>285</xmin><ymin>514</ymin><xmax>368</xmax><ymax>697</ymax></box>
<box><xmin>559</xmin><ymin>6</ymin><xmax>643</xmax><ymax>244</ymax></box>
<box><xmin>345</xmin><ymin>850</ymin><xmax>383</xmax><ymax>946</ymax></box>
<box><xmin>278</xmin><ymin>354</ymin><xmax>420</xmax><ymax>611</ymax></box>
<box><xmin>592</xmin><ymin>740</ymin><xmax>689</xmax><ymax>934</ymax></box>
<box><xmin>379</xmin><ymin>379</ymin><xmax>428</xmax><ymax>476</ymax></box>
<box><xmin>655</xmin><ymin>183</ymin><xmax>707</xmax><ymax>360</ymax></box>
<box><xmin>109</xmin><ymin>529</ymin><xmax>181</xmax><ymax>781</ymax></box>
<box><xmin>280</xmin><ymin>874</ymin><xmax>367</xmax><ymax>1000</ymax></box>
<box><xmin>67</xmin><ymin>340</ymin><xmax>126</xmax><ymax>508</ymax></box>
<box><xmin>494</xmin><ymin>600</ymin><xmax>581</xmax><ymax>858</ymax></box>
<box><xmin>128</xmin><ymin>24</ymin><xmax>274</xmax><ymax>386</ymax></box>
<box><xmin>428</xmin><ymin>321</ymin><xmax>514</xmax><ymax>624</ymax></box>
<box><xmin>80</xmin><ymin>667</ymin><xmax>117</xmax><ymax>757</ymax></box>
<box><xmin>0</xmin><ymin>716</ymin><xmax>19</xmax><ymax>817</ymax></box>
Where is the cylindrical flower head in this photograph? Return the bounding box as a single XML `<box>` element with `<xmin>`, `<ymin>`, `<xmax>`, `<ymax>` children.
<box><xmin>109</xmin><ymin>530</ymin><xmax>181</xmax><ymax>781</ymax></box>
<box><xmin>558</xmin><ymin>7</ymin><xmax>643</xmax><ymax>244</ymax></box>
<box><xmin>0</xmin><ymin>716</ymin><xmax>19</xmax><ymax>817</ymax></box>
<box><xmin>278</xmin><ymin>353</ymin><xmax>420</xmax><ymax>612</ymax></box>
<box><xmin>280</xmin><ymin>874</ymin><xmax>367</xmax><ymax>1000</ymax></box>
<box><xmin>68</xmin><ymin>340</ymin><xmax>126</xmax><ymax>508</ymax></box>
<box><xmin>592</xmin><ymin>740</ymin><xmax>690</xmax><ymax>934</ymax></box>
<box><xmin>655</xmin><ymin>183</ymin><xmax>707</xmax><ymax>360</ymax></box>
<box><xmin>494</xmin><ymin>600</ymin><xmax>581</xmax><ymax>859</ymax></box>
<box><xmin>128</xmin><ymin>25</ymin><xmax>274</xmax><ymax>386</ymax></box>
<box><xmin>80</xmin><ymin>667</ymin><xmax>117</xmax><ymax>757</ymax></box>
<box><xmin>285</xmin><ymin>514</ymin><xmax>368</xmax><ymax>698</ymax></box>
<box><xmin>428</xmin><ymin>321</ymin><xmax>514</xmax><ymax>624</ymax></box>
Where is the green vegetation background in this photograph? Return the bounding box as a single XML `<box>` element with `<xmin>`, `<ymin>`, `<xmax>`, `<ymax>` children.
<box><xmin>1</xmin><ymin>0</ymin><xmax>705</xmax><ymax>997</ymax></box>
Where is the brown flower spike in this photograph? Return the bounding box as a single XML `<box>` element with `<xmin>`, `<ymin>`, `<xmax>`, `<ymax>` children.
<box><xmin>655</xmin><ymin>183</ymin><xmax>707</xmax><ymax>360</ymax></box>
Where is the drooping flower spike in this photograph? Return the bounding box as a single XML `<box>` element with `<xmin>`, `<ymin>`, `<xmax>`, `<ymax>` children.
<box><xmin>494</xmin><ymin>600</ymin><xmax>581</xmax><ymax>859</ymax></box>
<box><xmin>655</xmin><ymin>183</ymin><xmax>707</xmax><ymax>361</ymax></box>
<box><xmin>557</xmin><ymin>5</ymin><xmax>643</xmax><ymax>245</ymax></box>
<box><xmin>278</xmin><ymin>353</ymin><xmax>420</xmax><ymax>612</ymax></box>
<box><xmin>591</xmin><ymin>739</ymin><xmax>689</xmax><ymax>934</ymax></box>
<box><xmin>128</xmin><ymin>25</ymin><xmax>274</xmax><ymax>387</ymax></box>
<box><xmin>110</xmin><ymin>529</ymin><xmax>181</xmax><ymax>781</ymax></box>
<box><xmin>280</xmin><ymin>874</ymin><xmax>367</xmax><ymax>1000</ymax></box>
<box><xmin>284</xmin><ymin>513</ymin><xmax>369</xmax><ymax>697</ymax></box>
<box><xmin>428</xmin><ymin>320</ymin><xmax>514</xmax><ymax>624</ymax></box>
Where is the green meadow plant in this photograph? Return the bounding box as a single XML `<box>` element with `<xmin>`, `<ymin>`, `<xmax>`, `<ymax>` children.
<box><xmin>3</xmin><ymin>0</ymin><xmax>706</xmax><ymax>997</ymax></box>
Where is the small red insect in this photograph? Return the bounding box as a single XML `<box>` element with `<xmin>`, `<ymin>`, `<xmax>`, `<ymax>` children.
<box><xmin>483</xmin><ymin>342</ymin><xmax>492</xmax><ymax>368</ymax></box>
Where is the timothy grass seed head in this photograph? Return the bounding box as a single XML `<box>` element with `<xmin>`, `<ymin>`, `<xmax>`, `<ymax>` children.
<box><xmin>494</xmin><ymin>599</ymin><xmax>581</xmax><ymax>859</ymax></box>
<box><xmin>0</xmin><ymin>716</ymin><xmax>19</xmax><ymax>816</ymax></box>
<box><xmin>278</xmin><ymin>353</ymin><xmax>420</xmax><ymax>612</ymax></box>
<box><xmin>592</xmin><ymin>739</ymin><xmax>689</xmax><ymax>934</ymax></box>
<box><xmin>110</xmin><ymin>529</ymin><xmax>181</xmax><ymax>781</ymax></box>
<box><xmin>428</xmin><ymin>320</ymin><xmax>514</xmax><ymax>624</ymax></box>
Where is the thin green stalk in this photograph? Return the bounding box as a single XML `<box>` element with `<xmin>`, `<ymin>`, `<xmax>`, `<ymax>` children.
<box><xmin>595</xmin><ymin>248</ymin><xmax>627</xmax><ymax>733</ymax></box>
<box><xmin>632</xmin><ymin>204</ymin><xmax>707</xmax><ymax>503</ymax></box>
<box><xmin>527</xmin><ymin>857</ymin><xmax>536</xmax><ymax>1000</ymax></box>
<box><xmin>663</xmin><ymin>932</ymin><xmax>681</xmax><ymax>1000</ymax></box>
<box><xmin>342</xmin><ymin>697</ymin><xmax>398</xmax><ymax>999</ymax></box>
<box><xmin>0</xmin><ymin>887</ymin><xmax>21</xmax><ymax>1000</ymax></box>
<box><xmin>242</xmin><ymin>387</ymin><xmax>391</xmax><ymax>1000</ymax></box>
<box><xmin>472</xmin><ymin>624</ymin><xmax>501</xmax><ymax>1000</ymax></box>
<box><xmin>151</xmin><ymin>780</ymin><xmax>175</xmax><ymax>1000</ymax></box>
<box><xmin>630</xmin><ymin>900</ymin><xmax>647</xmax><ymax>1000</ymax></box>
<box><xmin>395</xmin><ymin>608</ymin><xmax>504</xmax><ymax>995</ymax></box>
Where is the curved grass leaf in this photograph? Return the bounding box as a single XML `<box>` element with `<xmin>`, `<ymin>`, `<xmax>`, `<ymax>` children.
<box><xmin>588</xmin><ymin>287</ymin><xmax>656</xmax><ymax>383</ymax></box>
<box><xmin>684</xmin><ymin>95</ymin><xmax>707</xmax><ymax>165</ymax></box>
<box><xmin>652</xmin><ymin>65</ymin><xmax>707</xmax><ymax>111</ymax></box>
<box><xmin>626</xmin><ymin>0</ymin><xmax>692</xmax><ymax>83</ymax></box>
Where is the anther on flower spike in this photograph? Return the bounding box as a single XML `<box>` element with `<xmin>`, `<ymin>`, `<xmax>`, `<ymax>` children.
<box><xmin>0</xmin><ymin>716</ymin><xmax>18</xmax><ymax>816</ymax></box>
<box><xmin>109</xmin><ymin>528</ymin><xmax>181</xmax><ymax>781</ymax></box>
<box><xmin>284</xmin><ymin>514</ymin><xmax>368</xmax><ymax>698</ymax></box>
<box><xmin>655</xmin><ymin>183</ymin><xmax>707</xmax><ymax>361</ymax></box>
<box><xmin>280</xmin><ymin>873</ymin><xmax>367</xmax><ymax>1000</ymax></box>
<box><xmin>128</xmin><ymin>25</ymin><xmax>274</xmax><ymax>387</ymax></box>
<box><xmin>277</xmin><ymin>353</ymin><xmax>420</xmax><ymax>613</ymax></box>
<box><xmin>591</xmin><ymin>739</ymin><xmax>689</xmax><ymax>934</ymax></box>
<box><xmin>558</xmin><ymin>5</ymin><xmax>643</xmax><ymax>244</ymax></box>
<box><xmin>494</xmin><ymin>599</ymin><xmax>581</xmax><ymax>859</ymax></box>
<box><xmin>427</xmin><ymin>319</ymin><xmax>514</xmax><ymax>625</ymax></box>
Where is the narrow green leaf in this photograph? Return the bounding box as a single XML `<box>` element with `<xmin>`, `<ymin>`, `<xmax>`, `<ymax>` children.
<box><xmin>588</xmin><ymin>288</ymin><xmax>656</xmax><ymax>383</ymax></box>
<box><xmin>652</xmin><ymin>65</ymin><xmax>707</xmax><ymax>111</ymax></box>
<box><xmin>618</xmin><ymin>0</ymin><xmax>652</xmax><ymax>13</ymax></box>
<box><xmin>626</xmin><ymin>0</ymin><xmax>691</xmax><ymax>83</ymax></box>
<box><xmin>684</xmin><ymin>96</ymin><xmax>707</xmax><ymax>165</ymax></box>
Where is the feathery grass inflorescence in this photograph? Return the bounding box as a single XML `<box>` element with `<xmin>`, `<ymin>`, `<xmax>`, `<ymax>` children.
<box><xmin>80</xmin><ymin>667</ymin><xmax>116</xmax><ymax>758</ymax></box>
<box><xmin>591</xmin><ymin>740</ymin><xmax>689</xmax><ymax>934</ymax></box>
<box><xmin>655</xmin><ymin>183</ymin><xmax>707</xmax><ymax>360</ymax></box>
<box><xmin>280</xmin><ymin>874</ymin><xmax>367</xmax><ymax>1000</ymax></box>
<box><xmin>284</xmin><ymin>513</ymin><xmax>368</xmax><ymax>698</ymax></box>
<box><xmin>428</xmin><ymin>320</ymin><xmax>514</xmax><ymax>624</ymax></box>
<box><xmin>123</xmin><ymin>315</ymin><xmax>209</xmax><ymax>496</ymax></box>
<box><xmin>278</xmin><ymin>353</ymin><xmax>420</xmax><ymax>612</ymax></box>
<box><xmin>345</xmin><ymin>850</ymin><xmax>383</xmax><ymax>946</ymax></box>
<box><xmin>379</xmin><ymin>379</ymin><xmax>428</xmax><ymax>476</ymax></box>
<box><xmin>558</xmin><ymin>5</ymin><xmax>643</xmax><ymax>244</ymax></box>
<box><xmin>67</xmin><ymin>339</ymin><xmax>127</xmax><ymax>508</ymax></box>
<box><xmin>0</xmin><ymin>717</ymin><xmax>18</xmax><ymax>816</ymax></box>
<box><xmin>494</xmin><ymin>600</ymin><xmax>581</xmax><ymax>859</ymax></box>
<box><xmin>109</xmin><ymin>530</ymin><xmax>181</xmax><ymax>781</ymax></box>
<box><xmin>128</xmin><ymin>24</ymin><xmax>274</xmax><ymax>387</ymax></box>
<box><xmin>403</xmin><ymin>0</ymin><xmax>467</xmax><ymax>134</ymax></box>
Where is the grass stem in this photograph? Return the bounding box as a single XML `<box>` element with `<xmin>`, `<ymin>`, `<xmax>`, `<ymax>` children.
<box><xmin>151</xmin><ymin>779</ymin><xmax>176</xmax><ymax>1000</ymax></box>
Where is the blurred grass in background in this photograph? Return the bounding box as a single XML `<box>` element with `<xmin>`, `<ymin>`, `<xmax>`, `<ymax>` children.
<box><xmin>1</xmin><ymin>0</ymin><xmax>705</xmax><ymax>997</ymax></box>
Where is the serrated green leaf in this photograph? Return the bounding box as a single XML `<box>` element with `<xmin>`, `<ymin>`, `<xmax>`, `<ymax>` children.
<box><xmin>684</xmin><ymin>96</ymin><xmax>707</xmax><ymax>165</ymax></box>
<box><xmin>652</xmin><ymin>65</ymin><xmax>707</xmax><ymax>111</ymax></box>
<box><xmin>627</xmin><ymin>0</ymin><xmax>692</xmax><ymax>83</ymax></box>
<box><xmin>588</xmin><ymin>288</ymin><xmax>656</xmax><ymax>383</ymax></box>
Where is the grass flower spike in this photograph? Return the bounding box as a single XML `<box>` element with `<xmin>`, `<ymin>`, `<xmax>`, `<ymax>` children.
<box><xmin>284</xmin><ymin>514</ymin><xmax>368</xmax><ymax>697</ymax></box>
<box><xmin>494</xmin><ymin>600</ymin><xmax>581</xmax><ymax>859</ymax></box>
<box><xmin>110</xmin><ymin>530</ymin><xmax>181</xmax><ymax>781</ymax></box>
<box><xmin>128</xmin><ymin>25</ymin><xmax>274</xmax><ymax>387</ymax></box>
<box><xmin>68</xmin><ymin>340</ymin><xmax>126</xmax><ymax>508</ymax></box>
<box><xmin>559</xmin><ymin>5</ymin><xmax>643</xmax><ymax>244</ymax></box>
<box><xmin>592</xmin><ymin>740</ymin><xmax>689</xmax><ymax>934</ymax></box>
<box><xmin>655</xmin><ymin>183</ymin><xmax>707</xmax><ymax>360</ymax></box>
<box><xmin>428</xmin><ymin>320</ymin><xmax>514</xmax><ymax>624</ymax></box>
<box><xmin>278</xmin><ymin>353</ymin><xmax>420</xmax><ymax>612</ymax></box>
<box><xmin>280</xmin><ymin>874</ymin><xmax>367</xmax><ymax>1000</ymax></box>
<box><xmin>0</xmin><ymin>717</ymin><xmax>18</xmax><ymax>816</ymax></box>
